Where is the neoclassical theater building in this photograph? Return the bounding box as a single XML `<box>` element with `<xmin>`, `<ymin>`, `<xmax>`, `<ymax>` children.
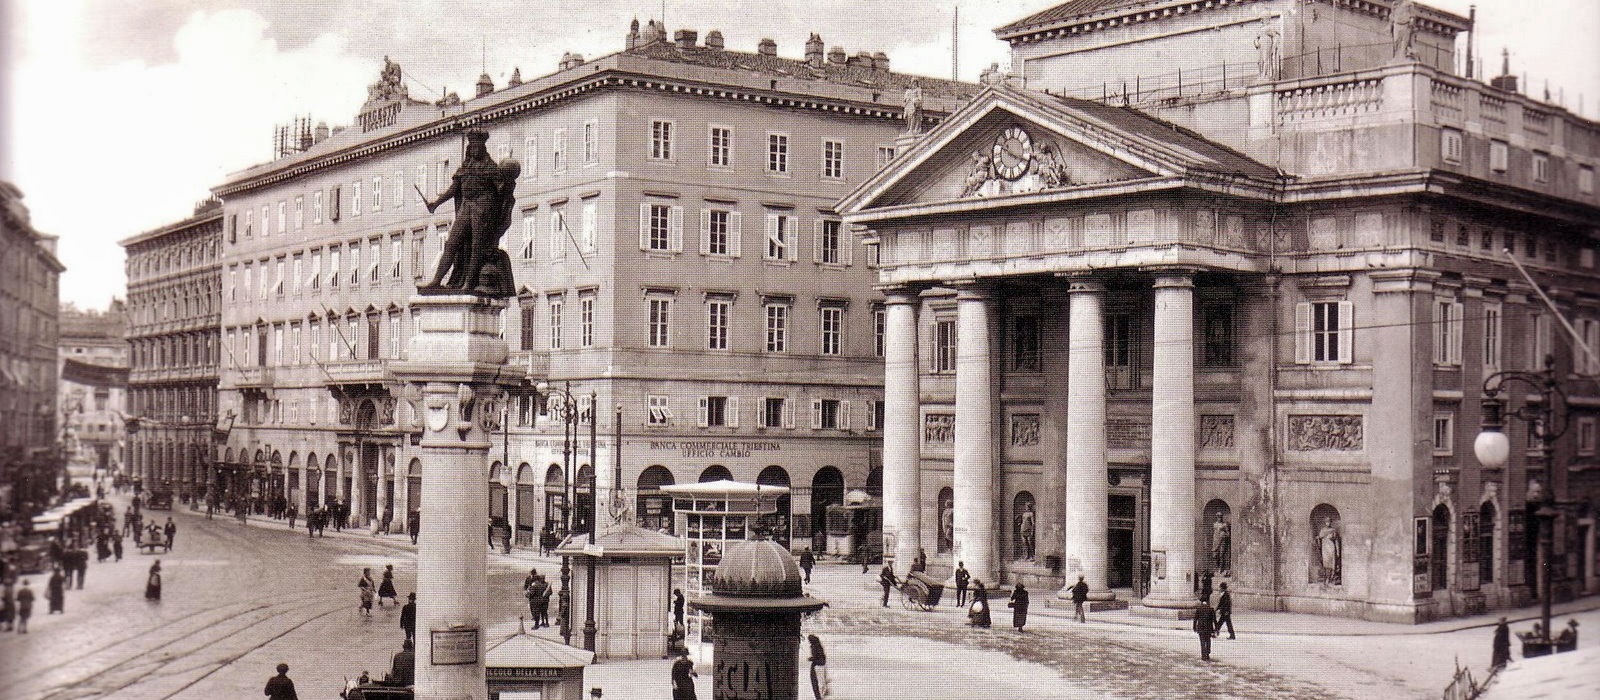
<box><xmin>842</xmin><ymin>0</ymin><xmax>1600</xmax><ymax>621</ymax></box>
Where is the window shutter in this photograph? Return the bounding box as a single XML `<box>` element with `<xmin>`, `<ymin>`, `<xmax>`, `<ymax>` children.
<box><xmin>416</xmin><ymin>164</ymin><xmax>429</xmax><ymax>205</ymax></box>
<box><xmin>782</xmin><ymin>399</ymin><xmax>795</xmax><ymax>429</ymax></box>
<box><xmin>787</xmin><ymin>218</ymin><xmax>800</xmax><ymax>261</ymax></box>
<box><xmin>813</xmin><ymin>220</ymin><xmax>825</xmax><ymax>263</ymax></box>
<box><xmin>1293</xmin><ymin>302</ymin><xmax>1312</xmax><ymax>364</ymax></box>
<box><xmin>727</xmin><ymin>397</ymin><xmax>740</xmax><ymax>428</ymax></box>
<box><xmin>867</xmin><ymin>401</ymin><xmax>878</xmax><ymax>431</ymax></box>
<box><xmin>639</xmin><ymin>204</ymin><xmax>652</xmax><ymax>251</ymax></box>
<box><xmin>1337</xmin><ymin>300</ymin><xmax>1355</xmax><ymax>364</ymax></box>
<box><xmin>550</xmin><ymin>212</ymin><xmax>566</xmax><ymax>260</ymax></box>
<box><xmin>1450</xmin><ymin>302</ymin><xmax>1464</xmax><ymax>365</ymax></box>
<box><xmin>330</xmin><ymin>186</ymin><xmax>341</xmax><ymax>222</ymax></box>
<box><xmin>810</xmin><ymin>399</ymin><xmax>823</xmax><ymax>430</ymax></box>
<box><xmin>669</xmin><ymin>206</ymin><xmax>684</xmax><ymax>252</ymax></box>
<box><xmin>697</xmin><ymin>397</ymin><xmax>709</xmax><ymax>428</ymax></box>
<box><xmin>700</xmin><ymin>209</ymin><xmax>712</xmax><ymax>255</ymax></box>
<box><xmin>766</xmin><ymin>214</ymin><xmax>779</xmax><ymax>258</ymax></box>
<box><xmin>840</xmin><ymin>400</ymin><xmax>851</xmax><ymax>430</ymax></box>
<box><xmin>729</xmin><ymin>212</ymin><xmax>743</xmax><ymax>258</ymax></box>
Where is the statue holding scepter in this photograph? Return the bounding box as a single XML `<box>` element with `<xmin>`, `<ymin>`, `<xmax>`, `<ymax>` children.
<box><xmin>418</xmin><ymin>129</ymin><xmax>518</xmax><ymax>298</ymax></box>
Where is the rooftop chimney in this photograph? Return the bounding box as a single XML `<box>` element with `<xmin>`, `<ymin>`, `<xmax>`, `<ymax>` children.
<box><xmin>805</xmin><ymin>34</ymin><xmax>825</xmax><ymax>67</ymax></box>
<box><xmin>872</xmin><ymin>51</ymin><xmax>890</xmax><ymax>72</ymax></box>
<box><xmin>704</xmin><ymin>30</ymin><xmax>725</xmax><ymax>51</ymax></box>
<box><xmin>475</xmin><ymin>73</ymin><xmax>494</xmax><ymax>97</ymax></box>
<box><xmin>1489</xmin><ymin>48</ymin><xmax>1518</xmax><ymax>93</ymax></box>
<box><xmin>558</xmin><ymin>52</ymin><xmax>587</xmax><ymax>71</ymax></box>
<box><xmin>757</xmin><ymin>38</ymin><xmax>777</xmax><ymax>57</ymax></box>
<box><xmin>848</xmin><ymin>51</ymin><xmax>872</xmax><ymax>68</ymax></box>
<box><xmin>313</xmin><ymin>121</ymin><xmax>330</xmax><ymax>145</ymax></box>
<box><xmin>828</xmin><ymin>46</ymin><xmax>847</xmax><ymax>65</ymax></box>
<box><xmin>675</xmin><ymin>29</ymin><xmax>698</xmax><ymax>49</ymax></box>
<box><xmin>508</xmin><ymin>67</ymin><xmax>523</xmax><ymax>87</ymax></box>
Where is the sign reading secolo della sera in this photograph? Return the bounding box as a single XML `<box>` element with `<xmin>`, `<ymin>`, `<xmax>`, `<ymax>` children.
<box><xmin>647</xmin><ymin>440</ymin><xmax>783</xmax><ymax>459</ymax></box>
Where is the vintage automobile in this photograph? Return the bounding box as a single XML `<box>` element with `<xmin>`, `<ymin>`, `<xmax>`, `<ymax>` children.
<box><xmin>145</xmin><ymin>487</ymin><xmax>174</xmax><ymax>511</ymax></box>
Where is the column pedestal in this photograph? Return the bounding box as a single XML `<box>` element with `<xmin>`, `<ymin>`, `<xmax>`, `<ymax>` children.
<box><xmin>392</xmin><ymin>293</ymin><xmax>520</xmax><ymax>700</ymax></box>
<box><xmin>882</xmin><ymin>288</ymin><xmax>923</xmax><ymax>571</ymax></box>
<box><xmin>1058</xmin><ymin>279</ymin><xmax>1114</xmax><ymax>602</ymax></box>
<box><xmin>953</xmin><ymin>283</ymin><xmax>996</xmax><ymax>585</ymax></box>
<box><xmin>1139</xmin><ymin>273</ymin><xmax>1199</xmax><ymax>617</ymax></box>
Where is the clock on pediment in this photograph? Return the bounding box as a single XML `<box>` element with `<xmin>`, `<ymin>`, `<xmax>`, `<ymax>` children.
<box><xmin>991</xmin><ymin>126</ymin><xmax>1033</xmax><ymax>181</ymax></box>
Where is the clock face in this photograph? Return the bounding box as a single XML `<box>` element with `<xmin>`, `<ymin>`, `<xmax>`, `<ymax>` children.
<box><xmin>991</xmin><ymin>126</ymin><xmax>1033</xmax><ymax>181</ymax></box>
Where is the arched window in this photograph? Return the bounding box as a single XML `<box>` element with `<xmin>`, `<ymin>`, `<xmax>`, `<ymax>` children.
<box><xmin>514</xmin><ymin>463</ymin><xmax>538</xmax><ymax>545</ymax></box>
<box><xmin>1310</xmin><ymin>504</ymin><xmax>1342</xmax><ymax>585</ymax></box>
<box><xmin>866</xmin><ymin>466</ymin><xmax>883</xmax><ymax>497</ymax></box>
<box><xmin>937</xmin><ymin>487</ymin><xmax>955</xmax><ymax>554</ymax></box>
<box><xmin>1432</xmin><ymin>503</ymin><xmax>1452</xmax><ymax>591</ymax></box>
<box><xmin>1479</xmin><ymin>501</ymin><xmax>1497</xmax><ymax>584</ymax></box>
<box><xmin>545</xmin><ymin>465</ymin><xmax>568</xmax><ymax>535</ymax></box>
<box><xmin>811</xmin><ymin>467</ymin><xmax>845</xmax><ymax>552</ymax></box>
<box><xmin>1203</xmin><ymin>499</ymin><xmax>1233</xmax><ymax>575</ymax></box>
<box><xmin>699</xmin><ymin>465</ymin><xmax>733</xmax><ymax>483</ymax></box>
<box><xmin>1013</xmin><ymin>491</ymin><xmax>1036</xmax><ymax>560</ymax></box>
<box><xmin>756</xmin><ymin>466</ymin><xmax>792</xmax><ymax>547</ymax></box>
<box><xmin>305</xmin><ymin>452</ymin><xmax>320</xmax><ymax>506</ymax></box>
<box><xmin>637</xmin><ymin>466</ymin><xmax>676</xmax><ymax>533</ymax></box>
<box><xmin>488</xmin><ymin>462</ymin><xmax>508</xmax><ymax>521</ymax></box>
<box><xmin>574</xmin><ymin>464</ymin><xmax>594</xmax><ymax>535</ymax></box>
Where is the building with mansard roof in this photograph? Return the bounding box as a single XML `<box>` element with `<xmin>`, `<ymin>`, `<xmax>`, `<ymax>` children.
<box><xmin>208</xmin><ymin>20</ymin><xmax>974</xmax><ymax>547</ymax></box>
<box><xmin>842</xmin><ymin>0</ymin><xmax>1600</xmax><ymax>621</ymax></box>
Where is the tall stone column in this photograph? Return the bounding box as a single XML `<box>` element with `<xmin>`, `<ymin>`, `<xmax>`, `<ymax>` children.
<box><xmin>1143</xmin><ymin>272</ymin><xmax>1198</xmax><ymax>612</ymax></box>
<box><xmin>953</xmin><ymin>283</ymin><xmax>996</xmax><ymax>584</ymax></box>
<box><xmin>1059</xmin><ymin>278</ymin><xmax>1113</xmax><ymax>601</ymax></box>
<box><xmin>393</xmin><ymin>293</ymin><xmax>517</xmax><ymax>700</ymax></box>
<box><xmin>376</xmin><ymin>448</ymin><xmax>390</xmax><ymax>531</ymax></box>
<box><xmin>882</xmin><ymin>287</ymin><xmax>923</xmax><ymax>571</ymax></box>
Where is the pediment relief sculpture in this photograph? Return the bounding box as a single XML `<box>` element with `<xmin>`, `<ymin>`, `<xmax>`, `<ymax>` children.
<box><xmin>960</xmin><ymin>126</ymin><xmax>1081</xmax><ymax>199</ymax></box>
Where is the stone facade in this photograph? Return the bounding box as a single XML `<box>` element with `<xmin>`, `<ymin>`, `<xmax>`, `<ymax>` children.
<box><xmin>0</xmin><ymin>180</ymin><xmax>64</xmax><ymax>516</ymax></box>
<box><xmin>58</xmin><ymin>302</ymin><xmax>129</xmax><ymax>468</ymax></box>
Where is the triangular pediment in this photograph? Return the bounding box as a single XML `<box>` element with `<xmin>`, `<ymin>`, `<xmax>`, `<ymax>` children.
<box><xmin>841</xmin><ymin>86</ymin><xmax>1276</xmax><ymax>216</ymax></box>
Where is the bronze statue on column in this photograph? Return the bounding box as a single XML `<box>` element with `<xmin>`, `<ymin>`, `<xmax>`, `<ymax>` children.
<box><xmin>419</xmin><ymin>129</ymin><xmax>519</xmax><ymax>299</ymax></box>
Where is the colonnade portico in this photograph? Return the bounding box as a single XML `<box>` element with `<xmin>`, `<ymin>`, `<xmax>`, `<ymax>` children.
<box><xmin>1060</xmin><ymin>278</ymin><xmax>1112</xmax><ymax>601</ymax></box>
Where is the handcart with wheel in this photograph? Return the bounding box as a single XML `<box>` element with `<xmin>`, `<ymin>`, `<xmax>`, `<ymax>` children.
<box><xmin>899</xmin><ymin>571</ymin><xmax>945</xmax><ymax>611</ymax></box>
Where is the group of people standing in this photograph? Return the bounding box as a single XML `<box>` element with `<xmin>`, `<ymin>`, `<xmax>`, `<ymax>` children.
<box><xmin>1</xmin><ymin>499</ymin><xmax>166</xmax><ymax>634</ymax></box>
<box><xmin>522</xmin><ymin>568</ymin><xmax>553</xmax><ymax>629</ymax></box>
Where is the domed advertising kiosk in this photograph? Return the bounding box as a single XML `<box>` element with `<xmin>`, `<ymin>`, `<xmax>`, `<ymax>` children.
<box><xmin>689</xmin><ymin>540</ymin><xmax>826</xmax><ymax>700</ymax></box>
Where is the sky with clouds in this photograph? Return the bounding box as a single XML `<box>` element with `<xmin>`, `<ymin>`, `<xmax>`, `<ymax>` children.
<box><xmin>3</xmin><ymin>0</ymin><xmax>1597</xmax><ymax>309</ymax></box>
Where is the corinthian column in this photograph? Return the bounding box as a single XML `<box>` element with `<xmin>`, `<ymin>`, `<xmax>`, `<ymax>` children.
<box><xmin>1142</xmin><ymin>272</ymin><xmax>1198</xmax><ymax>613</ymax></box>
<box><xmin>1059</xmin><ymin>278</ymin><xmax>1113</xmax><ymax>601</ymax></box>
<box><xmin>882</xmin><ymin>287</ymin><xmax>924</xmax><ymax>572</ymax></box>
<box><xmin>953</xmin><ymin>282</ymin><xmax>996</xmax><ymax>584</ymax></box>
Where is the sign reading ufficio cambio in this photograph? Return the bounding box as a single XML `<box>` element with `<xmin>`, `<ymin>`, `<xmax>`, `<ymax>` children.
<box><xmin>430</xmin><ymin>626</ymin><xmax>480</xmax><ymax>665</ymax></box>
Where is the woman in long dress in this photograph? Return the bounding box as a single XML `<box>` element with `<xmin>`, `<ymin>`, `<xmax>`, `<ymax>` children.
<box><xmin>46</xmin><ymin>568</ymin><xmax>65</xmax><ymax>614</ymax></box>
<box><xmin>378</xmin><ymin>565</ymin><xmax>398</xmax><ymax>607</ymax></box>
<box><xmin>358</xmin><ymin>568</ymin><xmax>375</xmax><ymax>616</ymax></box>
<box><xmin>145</xmin><ymin>561</ymin><xmax>162</xmax><ymax>601</ymax></box>
<box><xmin>967</xmin><ymin>580</ymin><xmax>991</xmax><ymax>628</ymax></box>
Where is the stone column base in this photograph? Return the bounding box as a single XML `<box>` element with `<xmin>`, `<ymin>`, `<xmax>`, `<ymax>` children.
<box><xmin>1133</xmin><ymin>599</ymin><xmax>1199</xmax><ymax>620</ymax></box>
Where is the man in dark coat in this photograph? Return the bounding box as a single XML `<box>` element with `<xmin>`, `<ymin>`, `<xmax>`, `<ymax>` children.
<box><xmin>264</xmin><ymin>662</ymin><xmax>298</xmax><ymax>700</ymax></box>
<box><xmin>400</xmin><ymin>592</ymin><xmax>417</xmax><ymax>643</ymax></box>
<box><xmin>164</xmin><ymin>518</ymin><xmax>177</xmax><ymax>549</ymax></box>
<box><xmin>878</xmin><ymin>565</ymin><xmax>900</xmax><ymax>607</ymax></box>
<box><xmin>66</xmin><ymin>548</ymin><xmax>88</xmax><ymax>589</ymax></box>
<box><xmin>1491</xmin><ymin>617</ymin><xmax>1511</xmax><ymax>669</ymax></box>
<box><xmin>46</xmin><ymin>569</ymin><xmax>65</xmax><ymax>614</ymax></box>
<box><xmin>1193</xmin><ymin>595</ymin><xmax>1218</xmax><ymax>661</ymax></box>
<box><xmin>408</xmin><ymin>511</ymin><xmax>420</xmax><ymax>545</ymax></box>
<box><xmin>1008</xmin><ymin>582</ymin><xmax>1030</xmax><ymax>632</ymax></box>
<box><xmin>112</xmin><ymin>531</ymin><xmax>123</xmax><ymax>561</ymax></box>
<box><xmin>1216</xmin><ymin>582</ymin><xmax>1235</xmax><ymax>639</ymax></box>
<box><xmin>529</xmin><ymin>575</ymin><xmax>551</xmax><ymax>629</ymax></box>
<box><xmin>954</xmin><ymin>562</ymin><xmax>971</xmax><ymax>607</ymax></box>
<box><xmin>673</xmin><ymin>588</ymin><xmax>686</xmax><ymax>627</ymax></box>
<box><xmin>1070</xmin><ymin>575</ymin><xmax>1090</xmax><ymax>623</ymax></box>
<box><xmin>1198</xmin><ymin>570</ymin><xmax>1213</xmax><ymax>605</ymax></box>
<box><xmin>387</xmin><ymin>640</ymin><xmax>416</xmax><ymax>687</ymax></box>
<box><xmin>16</xmin><ymin>580</ymin><xmax>34</xmax><ymax>633</ymax></box>
<box><xmin>799</xmin><ymin>547</ymin><xmax>815</xmax><ymax>583</ymax></box>
<box><xmin>671</xmin><ymin>653</ymin><xmax>698</xmax><ymax>700</ymax></box>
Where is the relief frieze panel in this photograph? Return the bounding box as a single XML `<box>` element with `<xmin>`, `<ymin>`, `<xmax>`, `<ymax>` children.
<box><xmin>1198</xmin><ymin>415</ymin><xmax>1235</xmax><ymax>449</ymax></box>
<box><xmin>1010</xmin><ymin>414</ymin><xmax>1041</xmax><ymax>447</ymax></box>
<box><xmin>924</xmin><ymin>413</ymin><xmax>954</xmax><ymax>445</ymax></box>
<box><xmin>1286</xmin><ymin>414</ymin><xmax>1364</xmax><ymax>451</ymax></box>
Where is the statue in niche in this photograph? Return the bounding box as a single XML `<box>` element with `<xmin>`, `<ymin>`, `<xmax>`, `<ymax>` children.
<box><xmin>1211</xmin><ymin>514</ymin><xmax>1232</xmax><ymax>575</ymax></box>
<box><xmin>1317</xmin><ymin>518</ymin><xmax>1343</xmax><ymax>584</ymax></box>
<box><xmin>419</xmin><ymin>129</ymin><xmax>518</xmax><ymax>298</ymax></box>
<box><xmin>1016</xmin><ymin>502</ymin><xmax>1036</xmax><ymax>560</ymax></box>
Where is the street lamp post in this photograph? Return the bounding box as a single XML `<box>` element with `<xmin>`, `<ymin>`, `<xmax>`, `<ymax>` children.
<box><xmin>1473</xmin><ymin>356</ymin><xmax>1565</xmax><ymax>647</ymax></box>
<box><xmin>539</xmin><ymin>381</ymin><xmax>600</xmax><ymax>650</ymax></box>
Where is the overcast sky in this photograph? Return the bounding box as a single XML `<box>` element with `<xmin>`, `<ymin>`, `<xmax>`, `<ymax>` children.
<box><xmin>4</xmin><ymin>0</ymin><xmax>1597</xmax><ymax>310</ymax></box>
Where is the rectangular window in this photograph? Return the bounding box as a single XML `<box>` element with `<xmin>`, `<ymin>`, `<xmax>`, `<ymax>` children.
<box><xmin>814</xmin><ymin>399</ymin><xmax>843</xmax><ymax>430</ymax></box>
<box><xmin>1490</xmin><ymin>140</ymin><xmax>1509</xmax><ymax>173</ymax></box>
<box><xmin>523</xmin><ymin>137</ymin><xmax>538</xmax><ymax>178</ymax></box>
<box><xmin>650</xmin><ymin>120</ymin><xmax>673</xmax><ymax>160</ymax></box>
<box><xmin>1483</xmin><ymin>302</ymin><xmax>1502</xmax><ymax>372</ymax></box>
<box><xmin>581</xmin><ymin>201</ymin><xmax>597</xmax><ymax>252</ymax></box>
<box><xmin>519</xmin><ymin>302</ymin><xmax>537</xmax><ymax>351</ymax></box>
<box><xmin>329</xmin><ymin>249</ymin><xmax>341</xmax><ymax>288</ymax></box>
<box><xmin>1581</xmin><ymin>165</ymin><xmax>1596</xmax><ymax>195</ymax></box>
<box><xmin>372</xmin><ymin>176</ymin><xmax>384</xmax><ymax>210</ymax></box>
<box><xmin>699</xmin><ymin>396</ymin><xmax>728</xmax><ymax>428</ymax></box>
<box><xmin>368</xmin><ymin>238</ymin><xmax>381</xmax><ymax>282</ymax></box>
<box><xmin>648</xmin><ymin>298</ymin><xmax>672</xmax><ymax>348</ymax></box>
<box><xmin>1531</xmin><ymin>312</ymin><xmax>1552</xmax><ymax>370</ymax></box>
<box><xmin>1432</xmin><ymin>299</ymin><xmax>1463</xmax><ymax>366</ymax></box>
<box><xmin>707</xmin><ymin>300</ymin><xmax>730</xmax><ymax>350</ymax></box>
<box><xmin>261</xmin><ymin>205</ymin><xmax>270</xmax><ymax>235</ymax></box>
<box><xmin>877</xmin><ymin>145</ymin><xmax>897</xmax><ymax>170</ymax></box>
<box><xmin>348</xmin><ymin>243</ymin><xmax>362</xmax><ymax>285</ymax></box>
<box><xmin>767</xmin><ymin>133</ymin><xmax>789</xmax><ymax>173</ymax></box>
<box><xmin>229</xmin><ymin>267</ymin><xmax>238</xmax><ymax>301</ymax></box>
<box><xmin>549</xmin><ymin>210</ymin><xmax>567</xmax><ymax>260</ymax></box>
<box><xmin>548</xmin><ymin>300</ymin><xmax>563</xmax><ymax>350</ymax></box>
<box><xmin>521</xmin><ymin>211</ymin><xmax>537</xmax><ymax>259</ymax></box>
<box><xmin>294</xmin><ymin>196</ymin><xmax>305</xmax><ymax>229</ymax></box>
<box><xmin>309</xmin><ymin>251</ymin><xmax>322</xmax><ymax>290</ymax></box>
<box><xmin>874</xmin><ymin>307</ymin><xmax>886</xmax><ymax>358</ymax></box>
<box><xmin>647</xmin><ymin>395</ymin><xmax>672</xmax><ymax>426</ymax></box>
<box><xmin>761</xmin><ymin>397</ymin><xmax>792</xmax><ymax>429</ymax></box>
<box><xmin>274</xmin><ymin>259</ymin><xmax>286</xmax><ymax>296</ymax></box>
<box><xmin>935</xmin><ymin>319</ymin><xmax>956</xmax><ymax>372</ymax></box>
<box><xmin>1579</xmin><ymin>318</ymin><xmax>1600</xmax><ymax>375</ymax></box>
<box><xmin>766</xmin><ymin>213</ymin><xmax>793</xmax><ymax>261</ymax></box>
<box><xmin>245</xmin><ymin>209</ymin><xmax>254</xmax><ymax>238</ymax></box>
<box><xmin>366</xmin><ymin>314</ymin><xmax>381</xmax><ymax>361</ymax></box>
<box><xmin>814</xmin><ymin>219</ymin><xmax>847</xmax><ymax>264</ymax></box>
<box><xmin>1441</xmin><ymin>128</ymin><xmax>1464</xmax><ymax>165</ymax></box>
<box><xmin>1579</xmin><ymin>417</ymin><xmax>1597</xmax><ymax>456</ymax></box>
<box><xmin>351</xmin><ymin>181</ymin><xmax>362</xmax><ymax>217</ymax></box>
<box><xmin>820</xmin><ymin>306</ymin><xmax>843</xmax><ymax>355</ymax></box>
<box><xmin>1433</xmin><ymin>413</ymin><xmax>1455</xmax><ymax>456</ymax></box>
<box><xmin>552</xmin><ymin>129</ymin><xmax>567</xmax><ymax>171</ymax></box>
<box><xmin>765</xmin><ymin>303</ymin><xmax>789</xmax><ymax>353</ymax></box>
<box><xmin>330</xmin><ymin>186</ymin><xmax>341</xmax><ymax>222</ymax></box>
<box><xmin>1455</xmin><ymin>224</ymin><xmax>1471</xmax><ymax>248</ymax></box>
<box><xmin>1011</xmin><ymin>315</ymin><xmax>1041</xmax><ymax>371</ymax></box>
<box><xmin>702</xmin><ymin>209</ymin><xmax>739</xmax><ymax>257</ymax></box>
<box><xmin>313</xmin><ymin>191</ymin><xmax>324</xmax><ymax>224</ymax></box>
<box><xmin>583</xmin><ymin>121</ymin><xmax>598</xmax><ymax>163</ymax></box>
<box><xmin>580</xmin><ymin>296</ymin><xmax>593</xmax><ymax>348</ymax></box>
<box><xmin>822</xmin><ymin>139</ymin><xmax>844</xmax><ymax>179</ymax></box>
<box><xmin>1201</xmin><ymin>305</ymin><xmax>1236</xmax><ymax>367</ymax></box>
<box><xmin>1295</xmin><ymin>300</ymin><xmax>1354</xmax><ymax>364</ymax></box>
<box><xmin>393</xmin><ymin>170</ymin><xmax>404</xmax><ymax>210</ymax></box>
<box><xmin>646</xmin><ymin>204</ymin><xmax>672</xmax><ymax>251</ymax></box>
<box><xmin>1532</xmin><ymin>151</ymin><xmax>1550</xmax><ymax>183</ymax></box>
<box><xmin>391</xmin><ymin>236</ymin><xmax>404</xmax><ymax>278</ymax></box>
<box><xmin>709</xmin><ymin>126</ymin><xmax>733</xmax><ymax>167</ymax></box>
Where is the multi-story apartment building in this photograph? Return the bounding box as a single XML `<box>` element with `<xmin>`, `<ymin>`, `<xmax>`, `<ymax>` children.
<box><xmin>120</xmin><ymin>200</ymin><xmax>224</xmax><ymax>499</ymax></box>
<box><xmin>58</xmin><ymin>302</ymin><xmax>129</xmax><ymax>469</ymax></box>
<box><xmin>210</xmin><ymin>20</ymin><xmax>973</xmax><ymax>543</ymax></box>
<box><xmin>843</xmin><ymin>0</ymin><xmax>1600</xmax><ymax>621</ymax></box>
<box><xmin>1</xmin><ymin>181</ymin><xmax>65</xmax><ymax>518</ymax></box>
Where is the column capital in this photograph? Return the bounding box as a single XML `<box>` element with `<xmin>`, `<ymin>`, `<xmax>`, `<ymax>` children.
<box><xmin>947</xmin><ymin>279</ymin><xmax>994</xmax><ymax>301</ymax></box>
<box><xmin>876</xmin><ymin>284</ymin><xmax>925</xmax><ymax>306</ymax></box>
<box><xmin>1062</xmin><ymin>276</ymin><xmax>1106</xmax><ymax>295</ymax></box>
<box><xmin>1149</xmin><ymin>268</ymin><xmax>1197</xmax><ymax>289</ymax></box>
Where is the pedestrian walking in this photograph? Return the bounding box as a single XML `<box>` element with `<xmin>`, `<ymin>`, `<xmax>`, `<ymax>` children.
<box><xmin>287</xmin><ymin>504</ymin><xmax>297</xmax><ymax>531</ymax></box>
<box><xmin>1491</xmin><ymin>617</ymin><xmax>1511</xmax><ymax>669</ymax></box>
<box><xmin>1198</xmin><ymin>570</ymin><xmax>1213</xmax><ymax>605</ymax></box>
<box><xmin>878</xmin><ymin>565</ymin><xmax>899</xmax><ymax>607</ymax></box>
<box><xmin>164</xmin><ymin>517</ymin><xmax>177</xmax><ymax>549</ymax></box>
<box><xmin>315</xmin><ymin>508</ymin><xmax>326</xmax><ymax>537</ymax></box>
<box><xmin>358</xmin><ymin>568</ymin><xmax>375</xmax><ymax>616</ymax></box>
<box><xmin>528</xmin><ymin>574</ymin><xmax>551</xmax><ymax>629</ymax></box>
<box><xmin>67</xmin><ymin>547</ymin><xmax>88</xmax><ymax>589</ymax></box>
<box><xmin>401</xmin><ymin>592</ymin><xmax>417</xmax><ymax>643</ymax></box>
<box><xmin>408</xmin><ymin>510</ymin><xmax>420</xmax><ymax>546</ymax></box>
<box><xmin>1070</xmin><ymin>575</ymin><xmax>1090</xmax><ymax>623</ymax></box>
<box><xmin>859</xmin><ymin>547</ymin><xmax>869</xmax><ymax>575</ymax></box>
<box><xmin>16</xmin><ymin>580</ymin><xmax>33</xmax><ymax>633</ymax></box>
<box><xmin>807</xmin><ymin>634</ymin><xmax>829</xmax><ymax>699</ymax></box>
<box><xmin>954</xmin><ymin>562</ymin><xmax>970</xmax><ymax>608</ymax></box>
<box><xmin>1</xmin><ymin>583</ymin><xmax>14</xmax><ymax>631</ymax></box>
<box><xmin>333</xmin><ymin>500</ymin><xmax>344</xmax><ymax>532</ymax></box>
<box><xmin>1216</xmin><ymin>582</ymin><xmax>1235</xmax><ymax>639</ymax></box>
<box><xmin>673</xmin><ymin>588</ymin><xmax>686</xmax><ymax>627</ymax></box>
<box><xmin>145</xmin><ymin>560</ymin><xmax>162</xmax><ymax>601</ymax></box>
<box><xmin>967</xmin><ymin>580</ymin><xmax>991</xmax><ymax>628</ymax></box>
<box><xmin>112</xmin><ymin>531</ymin><xmax>123</xmax><ymax>561</ymax></box>
<box><xmin>95</xmin><ymin>532</ymin><xmax>111</xmax><ymax>563</ymax></box>
<box><xmin>671</xmin><ymin>654</ymin><xmax>698</xmax><ymax>700</ymax></box>
<box><xmin>799</xmin><ymin>547</ymin><xmax>815</xmax><ymax>584</ymax></box>
<box><xmin>264</xmin><ymin>662</ymin><xmax>299</xmax><ymax>700</ymax></box>
<box><xmin>378</xmin><ymin>564</ymin><xmax>399</xmax><ymax>606</ymax></box>
<box><xmin>1193</xmin><ymin>595</ymin><xmax>1217</xmax><ymax>661</ymax></box>
<box><xmin>46</xmin><ymin>568</ymin><xmax>65</xmax><ymax>614</ymax></box>
<box><xmin>1008</xmin><ymin>582</ymin><xmax>1030</xmax><ymax>632</ymax></box>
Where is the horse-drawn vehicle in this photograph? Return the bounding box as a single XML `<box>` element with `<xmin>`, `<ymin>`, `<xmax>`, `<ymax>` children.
<box><xmin>899</xmin><ymin>571</ymin><xmax>946</xmax><ymax>611</ymax></box>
